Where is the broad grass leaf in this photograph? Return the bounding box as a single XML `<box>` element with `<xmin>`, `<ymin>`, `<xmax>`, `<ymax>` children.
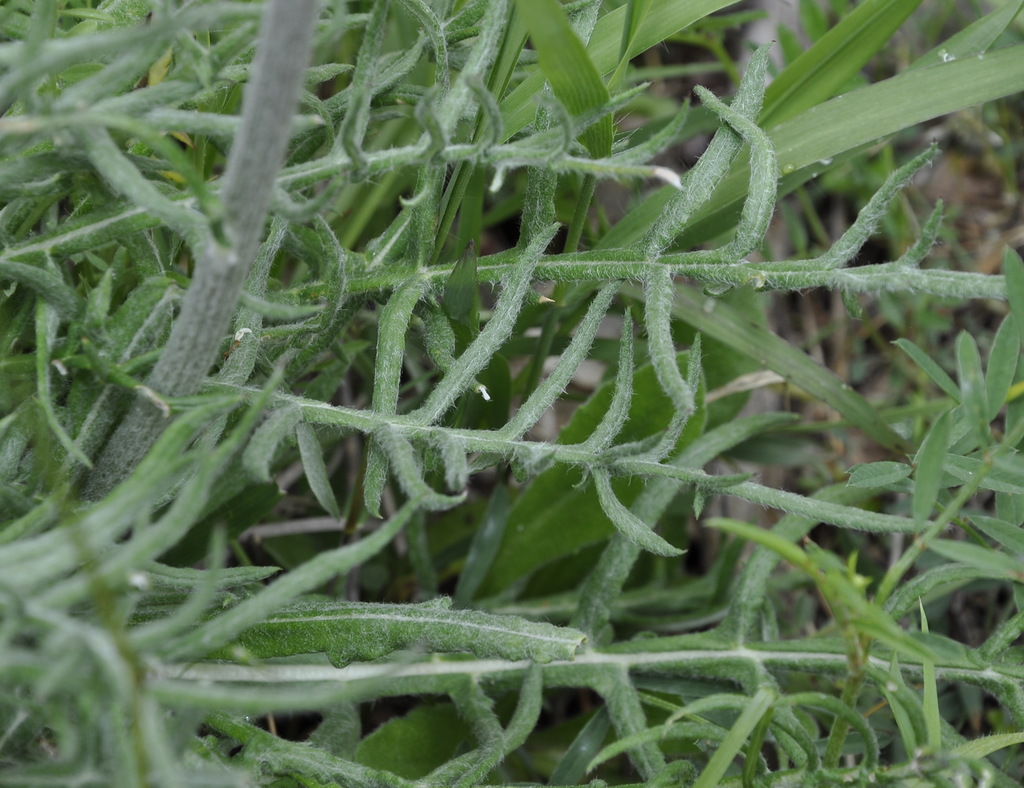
<box><xmin>457</xmin><ymin>352</ymin><xmax>512</xmax><ymax>431</ymax></box>
<box><xmin>686</xmin><ymin>44</ymin><xmax>1024</xmax><ymax>246</ymax></box>
<box><xmin>917</xmin><ymin>605</ymin><xmax>941</xmax><ymax>750</ymax></box>
<box><xmin>609</xmin><ymin>0</ymin><xmax>654</xmax><ymax>91</ymax></box>
<box><xmin>549</xmin><ymin>707</ymin><xmax>612</xmax><ymax>786</ymax></box>
<box><xmin>883</xmin><ymin>656</ymin><xmax>921</xmax><ymax>756</ymax></box>
<box><xmin>798</xmin><ymin>0</ymin><xmax>828</xmax><ymax>41</ymax></box>
<box><xmin>443</xmin><ymin>242</ymin><xmax>480</xmax><ymax>332</ymax></box>
<box><xmin>692</xmin><ymin>687</ymin><xmax>775</xmax><ymax>788</ymax></box>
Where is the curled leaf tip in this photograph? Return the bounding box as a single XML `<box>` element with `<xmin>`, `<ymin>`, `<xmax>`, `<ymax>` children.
<box><xmin>136</xmin><ymin>385</ymin><xmax>171</xmax><ymax>418</ymax></box>
<box><xmin>650</xmin><ymin>165</ymin><xmax>683</xmax><ymax>189</ymax></box>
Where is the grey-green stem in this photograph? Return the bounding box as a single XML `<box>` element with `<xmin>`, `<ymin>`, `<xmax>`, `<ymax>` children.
<box><xmin>83</xmin><ymin>0</ymin><xmax>320</xmax><ymax>499</ymax></box>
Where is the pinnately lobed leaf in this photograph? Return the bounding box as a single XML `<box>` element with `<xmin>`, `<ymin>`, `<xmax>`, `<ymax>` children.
<box><xmin>4</xmin><ymin>2</ymin><xmax>1024</xmax><ymax>786</ymax></box>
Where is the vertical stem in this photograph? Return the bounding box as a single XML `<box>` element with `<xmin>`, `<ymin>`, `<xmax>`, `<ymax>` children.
<box><xmin>150</xmin><ymin>0</ymin><xmax>320</xmax><ymax>397</ymax></box>
<box><xmin>85</xmin><ymin>0</ymin><xmax>320</xmax><ymax>498</ymax></box>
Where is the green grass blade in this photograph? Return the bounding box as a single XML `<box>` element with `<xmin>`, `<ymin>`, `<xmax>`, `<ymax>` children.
<box><xmin>918</xmin><ymin>604</ymin><xmax>941</xmax><ymax>752</ymax></box>
<box><xmin>514</xmin><ymin>0</ymin><xmax>612</xmax><ymax>158</ymax></box>
<box><xmin>692</xmin><ymin>687</ymin><xmax>775</xmax><ymax>788</ymax></box>
<box><xmin>500</xmin><ymin>0</ymin><xmax>737</xmax><ymax>139</ymax></box>
<box><xmin>608</xmin><ymin>44</ymin><xmax>1024</xmax><ymax>250</ymax></box>
<box><xmin>453</xmin><ymin>485</ymin><xmax>510</xmax><ymax>607</ymax></box>
<box><xmin>912</xmin><ymin>0</ymin><xmax>1024</xmax><ymax>70</ymax></box>
<box><xmin>550</xmin><ymin>706</ymin><xmax>611</xmax><ymax>785</ymax></box>
<box><xmin>610</xmin><ymin>0</ymin><xmax>653</xmax><ymax>91</ymax></box>
<box><xmin>883</xmin><ymin>656</ymin><xmax>921</xmax><ymax>756</ymax></box>
<box><xmin>622</xmin><ymin>282</ymin><xmax>910</xmax><ymax>451</ymax></box>
<box><xmin>761</xmin><ymin>0</ymin><xmax>924</xmax><ymax>128</ymax></box>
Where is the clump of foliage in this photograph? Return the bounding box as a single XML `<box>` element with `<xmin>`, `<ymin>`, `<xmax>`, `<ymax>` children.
<box><xmin>2</xmin><ymin>0</ymin><xmax>1024</xmax><ymax>786</ymax></box>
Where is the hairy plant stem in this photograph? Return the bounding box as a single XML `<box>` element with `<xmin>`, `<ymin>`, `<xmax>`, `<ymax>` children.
<box><xmin>83</xmin><ymin>0</ymin><xmax>320</xmax><ymax>499</ymax></box>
